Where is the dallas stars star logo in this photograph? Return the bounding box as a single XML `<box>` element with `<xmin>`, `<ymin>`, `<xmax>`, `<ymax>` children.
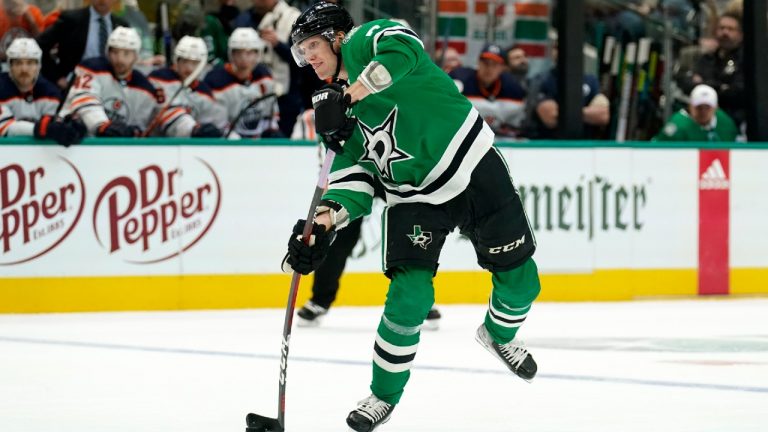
<box><xmin>358</xmin><ymin>106</ymin><xmax>411</xmax><ymax>180</ymax></box>
<box><xmin>407</xmin><ymin>225</ymin><xmax>432</xmax><ymax>250</ymax></box>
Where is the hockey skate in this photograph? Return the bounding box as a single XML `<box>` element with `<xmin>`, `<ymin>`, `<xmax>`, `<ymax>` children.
<box><xmin>346</xmin><ymin>394</ymin><xmax>395</xmax><ymax>432</ymax></box>
<box><xmin>296</xmin><ymin>301</ymin><xmax>328</xmax><ymax>327</ymax></box>
<box><xmin>422</xmin><ymin>307</ymin><xmax>442</xmax><ymax>331</ymax></box>
<box><xmin>475</xmin><ymin>324</ymin><xmax>537</xmax><ymax>381</ymax></box>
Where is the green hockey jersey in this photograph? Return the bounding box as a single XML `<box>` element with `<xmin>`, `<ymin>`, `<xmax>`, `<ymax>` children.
<box><xmin>653</xmin><ymin>108</ymin><xmax>738</xmax><ymax>142</ymax></box>
<box><xmin>322</xmin><ymin>19</ymin><xmax>494</xmax><ymax>222</ymax></box>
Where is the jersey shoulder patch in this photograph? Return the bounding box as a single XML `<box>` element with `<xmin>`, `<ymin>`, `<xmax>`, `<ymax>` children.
<box><xmin>128</xmin><ymin>70</ymin><xmax>157</xmax><ymax>95</ymax></box>
<box><xmin>192</xmin><ymin>80</ymin><xmax>215</xmax><ymax>97</ymax></box>
<box><xmin>34</xmin><ymin>76</ymin><xmax>62</xmax><ymax>99</ymax></box>
<box><xmin>203</xmin><ymin>65</ymin><xmax>235</xmax><ymax>91</ymax></box>
<box><xmin>252</xmin><ymin>64</ymin><xmax>273</xmax><ymax>80</ymax></box>
<box><xmin>78</xmin><ymin>57</ymin><xmax>112</xmax><ymax>74</ymax></box>
<box><xmin>663</xmin><ymin>122</ymin><xmax>678</xmax><ymax>137</ymax></box>
<box><xmin>148</xmin><ymin>67</ymin><xmax>180</xmax><ymax>83</ymax></box>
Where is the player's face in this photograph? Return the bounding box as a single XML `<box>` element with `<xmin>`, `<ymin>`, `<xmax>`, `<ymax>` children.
<box><xmin>9</xmin><ymin>58</ymin><xmax>40</xmax><ymax>91</ymax></box>
<box><xmin>231</xmin><ymin>49</ymin><xmax>259</xmax><ymax>73</ymax></box>
<box><xmin>477</xmin><ymin>58</ymin><xmax>504</xmax><ymax>86</ymax></box>
<box><xmin>108</xmin><ymin>48</ymin><xmax>137</xmax><ymax>78</ymax></box>
<box><xmin>298</xmin><ymin>35</ymin><xmax>337</xmax><ymax>80</ymax></box>
<box><xmin>176</xmin><ymin>58</ymin><xmax>201</xmax><ymax>81</ymax></box>
<box><xmin>690</xmin><ymin>104</ymin><xmax>715</xmax><ymax>126</ymax></box>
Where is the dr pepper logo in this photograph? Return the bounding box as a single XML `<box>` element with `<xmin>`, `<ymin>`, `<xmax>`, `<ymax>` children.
<box><xmin>92</xmin><ymin>159</ymin><xmax>221</xmax><ymax>263</ymax></box>
<box><xmin>0</xmin><ymin>158</ymin><xmax>86</xmax><ymax>265</ymax></box>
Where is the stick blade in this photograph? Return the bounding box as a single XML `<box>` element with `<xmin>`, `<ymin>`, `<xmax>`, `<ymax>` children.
<box><xmin>245</xmin><ymin>413</ymin><xmax>283</xmax><ymax>432</ymax></box>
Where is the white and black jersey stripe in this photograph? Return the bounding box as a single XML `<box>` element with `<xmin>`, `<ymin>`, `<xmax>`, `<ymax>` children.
<box><xmin>328</xmin><ymin>165</ymin><xmax>376</xmax><ymax>197</ymax></box>
<box><xmin>372</xmin><ymin>334</ymin><xmax>418</xmax><ymax>374</ymax></box>
<box><xmin>373</xmin><ymin>26</ymin><xmax>424</xmax><ymax>55</ymax></box>
<box><xmin>380</xmin><ymin>108</ymin><xmax>494</xmax><ymax>206</ymax></box>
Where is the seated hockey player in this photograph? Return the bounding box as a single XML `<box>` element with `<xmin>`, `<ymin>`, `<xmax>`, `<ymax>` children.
<box><xmin>204</xmin><ymin>27</ymin><xmax>282</xmax><ymax>138</ymax></box>
<box><xmin>449</xmin><ymin>43</ymin><xmax>527</xmax><ymax>138</ymax></box>
<box><xmin>59</xmin><ymin>27</ymin><xmax>210</xmax><ymax>138</ymax></box>
<box><xmin>148</xmin><ymin>36</ymin><xmax>225</xmax><ymax>138</ymax></box>
<box><xmin>0</xmin><ymin>38</ymin><xmax>86</xmax><ymax>146</ymax></box>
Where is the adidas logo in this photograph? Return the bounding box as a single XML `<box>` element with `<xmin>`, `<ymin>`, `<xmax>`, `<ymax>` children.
<box><xmin>699</xmin><ymin>158</ymin><xmax>730</xmax><ymax>190</ymax></box>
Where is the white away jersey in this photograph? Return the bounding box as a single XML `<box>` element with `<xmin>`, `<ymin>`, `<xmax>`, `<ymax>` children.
<box><xmin>149</xmin><ymin>67</ymin><xmax>228</xmax><ymax>136</ymax></box>
<box><xmin>0</xmin><ymin>72</ymin><xmax>61</xmax><ymax>136</ymax></box>
<box><xmin>204</xmin><ymin>63</ymin><xmax>280</xmax><ymax>138</ymax></box>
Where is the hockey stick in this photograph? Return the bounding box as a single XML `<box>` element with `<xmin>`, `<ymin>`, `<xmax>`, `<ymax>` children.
<box><xmin>54</xmin><ymin>72</ymin><xmax>77</xmax><ymax>117</ymax></box>
<box><xmin>142</xmin><ymin>57</ymin><xmax>208</xmax><ymax>137</ymax></box>
<box><xmin>245</xmin><ymin>149</ymin><xmax>337</xmax><ymax>432</ymax></box>
<box><xmin>159</xmin><ymin>1</ymin><xmax>172</xmax><ymax>67</ymax></box>
<box><xmin>224</xmin><ymin>93</ymin><xmax>277</xmax><ymax>138</ymax></box>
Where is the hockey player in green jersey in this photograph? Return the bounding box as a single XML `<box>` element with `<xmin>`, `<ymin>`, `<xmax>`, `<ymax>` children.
<box><xmin>283</xmin><ymin>3</ymin><xmax>542</xmax><ymax>431</ymax></box>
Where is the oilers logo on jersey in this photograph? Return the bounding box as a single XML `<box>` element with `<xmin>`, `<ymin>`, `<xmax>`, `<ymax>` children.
<box><xmin>103</xmin><ymin>97</ymin><xmax>130</xmax><ymax>123</ymax></box>
<box><xmin>236</xmin><ymin>97</ymin><xmax>275</xmax><ymax>134</ymax></box>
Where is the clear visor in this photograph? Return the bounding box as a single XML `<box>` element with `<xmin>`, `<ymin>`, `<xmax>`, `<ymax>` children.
<box><xmin>291</xmin><ymin>29</ymin><xmax>335</xmax><ymax>67</ymax></box>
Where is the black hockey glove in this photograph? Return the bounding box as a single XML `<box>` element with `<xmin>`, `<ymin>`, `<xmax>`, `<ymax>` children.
<box><xmin>97</xmin><ymin>120</ymin><xmax>141</xmax><ymax>137</ymax></box>
<box><xmin>312</xmin><ymin>83</ymin><xmax>356</xmax><ymax>154</ymax></box>
<box><xmin>191</xmin><ymin>123</ymin><xmax>223</xmax><ymax>138</ymax></box>
<box><xmin>33</xmin><ymin>115</ymin><xmax>87</xmax><ymax>147</ymax></box>
<box><xmin>281</xmin><ymin>219</ymin><xmax>336</xmax><ymax>275</ymax></box>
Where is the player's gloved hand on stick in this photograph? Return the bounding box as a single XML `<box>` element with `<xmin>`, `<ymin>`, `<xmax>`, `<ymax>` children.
<box><xmin>33</xmin><ymin>115</ymin><xmax>87</xmax><ymax>147</ymax></box>
<box><xmin>97</xmin><ymin>120</ymin><xmax>141</xmax><ymax>137</ymax></box>
<box><xmin>192</xmin><ymin>122</ymin><xmax>223</xmax><ymax>138</ymax></box>
<box><xmin>312</xmin><ymin>83</ymin><xmax>356</xmax><ymax>154</ymax></box>
<box><xmin>281</xmin><ymin>219</ymin><xmax>336</xmax><ymax>275</ymax></box>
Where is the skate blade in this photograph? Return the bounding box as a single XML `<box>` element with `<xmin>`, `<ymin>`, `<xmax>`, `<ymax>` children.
<box><xmin>474</xmin><ymin>332</ymin><xmax>533</xmax><ymax>383</ymax></box>
<box><xmin>347</xmin><ymin>413</ymin><xmax>392</xmax><ymax>432</ymax></box>
<box><xmin>245</xmin><ymin>413</ymin><xmax>283</xmax><ymax>431</ymax></box>
<box><xmin>296</xmin><ymin>316</ymin><xmax>322</xmax><ymax>328</ymax></box>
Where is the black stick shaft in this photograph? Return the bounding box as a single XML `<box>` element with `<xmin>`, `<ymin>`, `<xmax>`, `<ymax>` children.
<box><xmin>276</xmin><ymin>150</ymin><xmax>335</xmax><ymax>429</ymax></box>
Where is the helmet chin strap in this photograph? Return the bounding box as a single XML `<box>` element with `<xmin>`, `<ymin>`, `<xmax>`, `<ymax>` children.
<box><xmin>330</xmin><ymin>37</ymin><xmax>343</xmax><ymax>82</ymax></box>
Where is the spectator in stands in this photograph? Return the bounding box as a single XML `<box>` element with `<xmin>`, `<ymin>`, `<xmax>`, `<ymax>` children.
<box><xmin>529</xmin><ymin>42</ymin><xmax>610</xmax><ymax>139</ymax></box>
<box><xmin>148</xmin><ymin>36</ymin><xmax>225</xmax><ymax>138</ymax></box>
<box><xmin>172</xmin><ymin>0</ymin><xmax>229</xmax><ymax>66</ymax></box>
<box><xmin>505</xmin><ymin>45</ymin><xmax>529</xmax><ymax>89</ymax></box>
<box><xmin>235</xmin><ymin>0</ymin><xmax>301</xmax><ymax>136</ymax></box>
<box><xmin>449</xmin><ymin>43</ymin><xmax>527</xmax><ymax>137</ymax></box>
<box><xmin>0</xmin><ymin>0</ymin><xmax>46</xmax><ymax>63</ymax></box>
<box><xmin>0</xmin><ymin>37</ymin><xmax>85</xmax><ymax>145</ymax></box>
<box><xmin>689</xmin><ymin>11</ymin><xmax>745</xmax><ymax>126</ymax></box>
<box><xmin>654</xmin><ymin>84</ymin><xmax>738</xmax><ymax>141</ymax></box>
<box><xmin>37</xmin><ymin>0</ymin><xmax>128</xmax><ymax>89</ymax></box>
<box><xmin>214</xmin><ymin>0</ymin><xmax>240</xmax><ymax>35</ymax></box>
<box><xmin>434</xmin><ymin>46</ymin><xmax>462</xmax><ymax>73</ymax></box>
<box><xmin>204</xmin><ymin>27</ymin><xmax>281</xmax><ymax>138</ymax></box>
<box><xmin>58</xmin><ymin>27</ymin><xmax>206</xmax><ymax>138</ymax></box>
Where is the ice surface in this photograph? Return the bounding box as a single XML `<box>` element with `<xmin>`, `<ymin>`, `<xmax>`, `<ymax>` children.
<box><xmin>1</xmin><ymin>299</ymin><xmax>767</xmax><ymax>431</ymax></box>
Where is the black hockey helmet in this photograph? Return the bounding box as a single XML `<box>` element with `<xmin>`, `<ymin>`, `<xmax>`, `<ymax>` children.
<box><xmin>290</xmin><ymin>2</ymin><xmax>354</xmax><ymax>47</ymax></box>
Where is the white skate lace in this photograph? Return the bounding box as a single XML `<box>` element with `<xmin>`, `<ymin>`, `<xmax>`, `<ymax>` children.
<box><xmin>498</xmin><ymin>341</ymin><xmax>529</xmax><ymax>369</ymax></box>
<box><xmin>356</xmin><ymin>396</ymin><xmax>392</xmax><ymax>422</ymax></box>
